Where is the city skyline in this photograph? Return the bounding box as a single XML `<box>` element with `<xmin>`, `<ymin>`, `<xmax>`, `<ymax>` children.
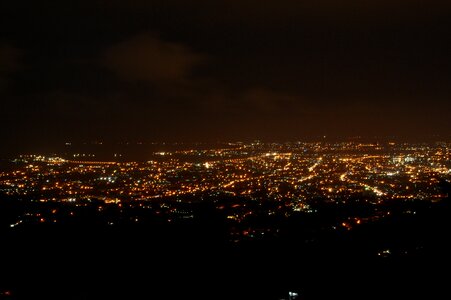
<box><xmin>4</xmin><ymin>141</ymin><xmax>450</xmax><ymax>205</ymax></box>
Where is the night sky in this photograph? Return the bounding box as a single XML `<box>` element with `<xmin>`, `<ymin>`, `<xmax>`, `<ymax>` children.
<box><xmin>1</xmin><ymin>1</ymin><xmax>451</xmax><ymax>149</ymax></box>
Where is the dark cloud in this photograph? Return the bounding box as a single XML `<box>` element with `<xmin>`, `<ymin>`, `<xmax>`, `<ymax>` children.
<box><xmin>0</xmin><ymin>44</ymin><xmax>21</xmax><ymax>73</ymax></box>
<box><xmin>104</xmin><ymin>35</ymin><xmax>205</xmax><ymax>84</ymax></box>
<box><xmin>0</xmin><ymin>44</ymin><xmax>22</xmax><ymax>91</ymax></box>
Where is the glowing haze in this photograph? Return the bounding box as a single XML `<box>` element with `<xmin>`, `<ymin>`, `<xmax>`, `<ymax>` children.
<box><xmin>0</xmin><ymin>0</ymin><xmax>450</xmax><ymax>151</ymax></box>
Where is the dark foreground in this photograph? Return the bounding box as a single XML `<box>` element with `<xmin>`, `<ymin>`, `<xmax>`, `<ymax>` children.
<box><xmin>1</xmin><ymin>197</ymin><xmax>451</xmax><ymax>300</ymax></box>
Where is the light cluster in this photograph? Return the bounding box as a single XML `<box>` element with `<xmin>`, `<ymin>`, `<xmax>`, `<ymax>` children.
<box><xmin>1</xmin><ymin>142</ymin><xmax>450</xmax><ymax>206</ymax></box>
